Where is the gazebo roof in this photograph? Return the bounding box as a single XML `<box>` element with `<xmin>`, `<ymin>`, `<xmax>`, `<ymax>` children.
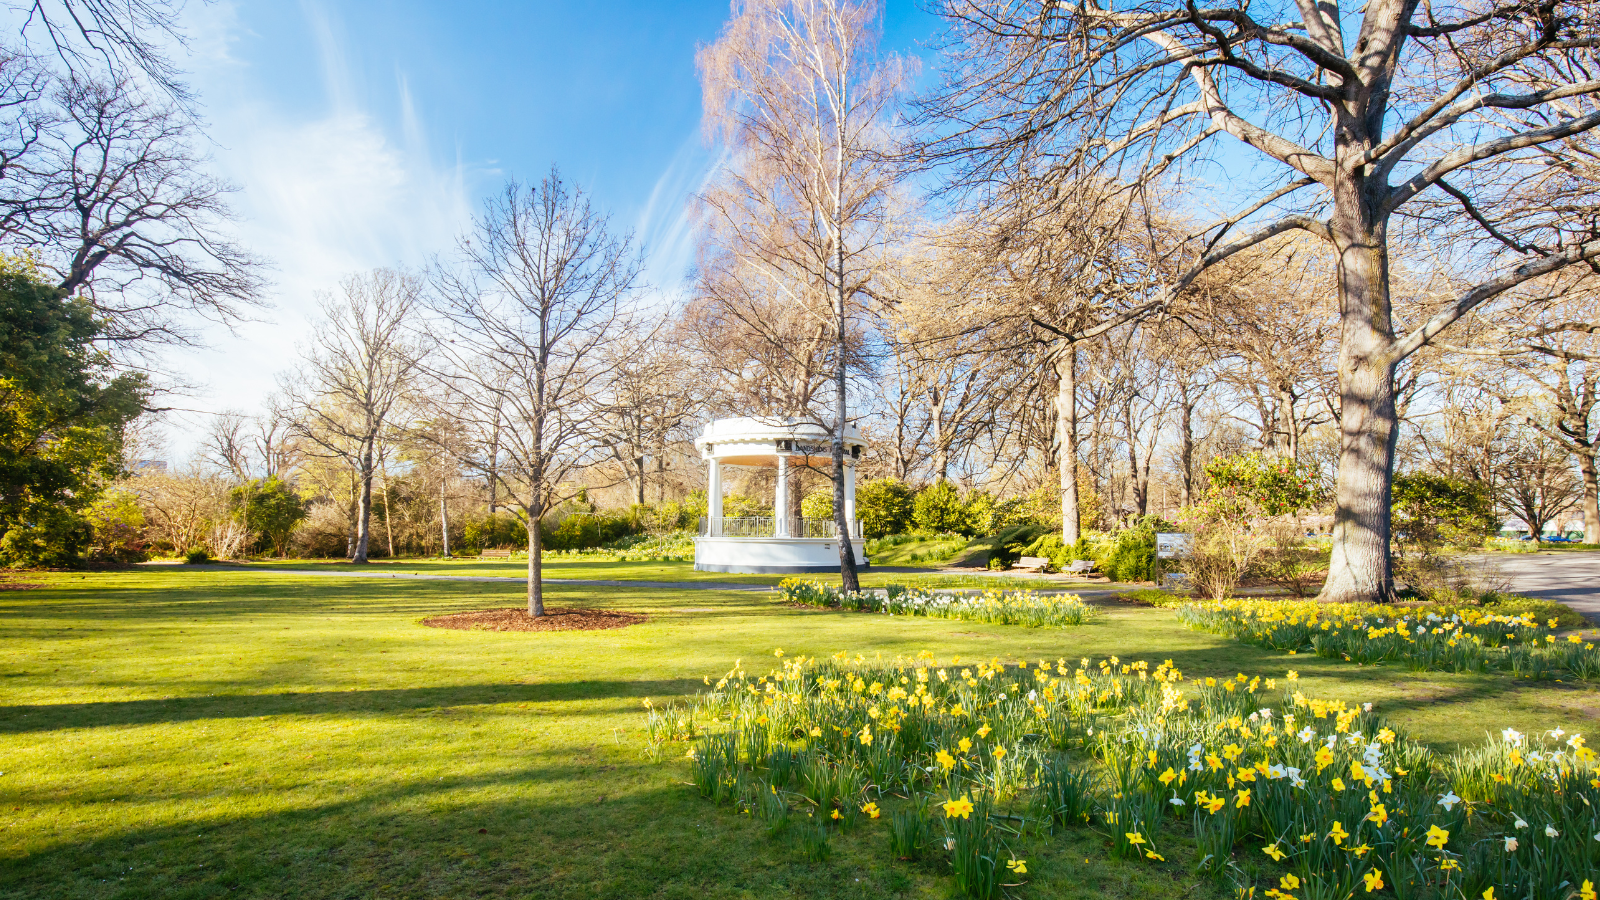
<box><xmin>694</xmin><ymin>416</ymin><xmax>864</xmax><ymax>468</ymax></box>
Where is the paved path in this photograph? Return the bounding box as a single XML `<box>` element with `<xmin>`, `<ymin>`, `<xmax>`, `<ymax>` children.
<box><xmin>1475</xmin><ymin>551</ymin><xmax>1600</xmax><ymax>619</ymax></box>
<box><xmin>164</xmin><ymin>563</ymin><xmax>1132</xmax><ymax>599</ymax></box>
<box><xmin>174</xmin><ymin>564</ymin><xmax>777</xmax><ymax>592</ymax></box>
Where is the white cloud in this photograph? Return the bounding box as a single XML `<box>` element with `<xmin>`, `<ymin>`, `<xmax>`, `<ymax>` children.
<box><xmin>633</xmin><ymin>131</ymin><xmax>726</xmax><ymax>305</ymax></box>
<box><xmin>155</xmin><ymin>1</ymin><xmax>474</xmax><ymax>460</ymax></box>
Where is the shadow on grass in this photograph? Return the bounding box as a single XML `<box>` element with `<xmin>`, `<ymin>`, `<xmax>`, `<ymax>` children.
<box><xmin>0</xmin><ymin>573</ymin><xmax>764</xmax><ymax>624</ymax></box>
<box><xmin>0</xmin><ymin>678</ymin><xmax>703</xmax><ymax>733</ymax></box>
<box><xmin>0</xmin><ymin>756</ymin><xmax>924</xmax><ymax>900</ymax></box>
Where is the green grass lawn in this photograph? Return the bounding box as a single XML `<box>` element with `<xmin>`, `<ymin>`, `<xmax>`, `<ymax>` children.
<box><xmin>4</xmin><ymin>566</ymin><xmax>1599</xmax><ymax>899</ymax></box>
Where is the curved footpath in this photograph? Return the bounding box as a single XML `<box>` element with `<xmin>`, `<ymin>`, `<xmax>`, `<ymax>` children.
<box><xmin>159</xmin><ymin>562</ymin><xmax>1129</xmax><ymax>599</ymax></box>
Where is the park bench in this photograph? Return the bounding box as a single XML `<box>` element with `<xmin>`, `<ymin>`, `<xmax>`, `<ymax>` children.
<box><xmin>1066</xmin><ymin>559</ymin><xmax>1098</xmax><ymax>575</ymax></box>
<box><xmin>1013</xmin><ymin>556</ymin><xmax>1051</xmax><ymax>573</ymax></box>
<box><xmin>480</xmin><ymin>548</ymin><xmax>514</xmax><ymax>559</ymax></box>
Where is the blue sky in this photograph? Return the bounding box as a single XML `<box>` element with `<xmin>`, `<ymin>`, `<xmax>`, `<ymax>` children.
<box><xmin>164</xmin><ymin>0</ymin><xmax>940</xmax><ymax>452</ymax></box>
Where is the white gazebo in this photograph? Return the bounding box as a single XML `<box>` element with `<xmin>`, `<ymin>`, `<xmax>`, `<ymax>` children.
<box><xmin>694</xmin><ymin>416</ymin><xmax>869</xmax><ymax>573</ymax></box>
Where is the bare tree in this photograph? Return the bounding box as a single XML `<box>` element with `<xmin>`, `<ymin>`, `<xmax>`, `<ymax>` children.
<box><xmin>0</xmin><ymin>70</ymin><xmax>263</xmax><ymax>352</ymax></box>
<box><xmin>1500</xmin><ymin>428</ymin><xmax>1581</xmax><ymax>543</ymax></box>
<box><xmin>427</xmin><ymin>171</ymin><xmax>641</xmax><ymax>617</ymax></box>
<box><xmin>6</xmin><ymin>0</ymin><xmax>194</xmax><ymax>103</ymax></box>
<box><xmin>594</xmin><ymin>324</ymin><xmax>705</xmax><ymax>505</ymax></box>
<box><xmin>698</xmin><ymin>0</ymin><xmax>908</xmax><ymax>592</ymax></box>
<box><xmin>286</xmin><ymin>269</ymin><xmax>427</xmax><ymax>564</ymax></box>
<box><xmin>921</xmin><ymin>0</ymin><xmax>1600</xmax><ymax>601</ymax></box>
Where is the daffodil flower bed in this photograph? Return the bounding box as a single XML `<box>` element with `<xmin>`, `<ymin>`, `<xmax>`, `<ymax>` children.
<box><xmin>1177</xmin><ymin>598</ymin><xmax>1600</xmax><ymax>680</ymax></box>
<box><xmin>648</xmin><ymin>650</ymin><xmax>1600</xmax><ymax>899</ymax></box>
<box><xmin>778</xmin><ymin>578</ymin><xmax>1097</xmax><ymax>628</ymax></box>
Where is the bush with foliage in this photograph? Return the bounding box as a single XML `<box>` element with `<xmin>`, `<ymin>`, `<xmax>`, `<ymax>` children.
<box><xmin>912</xmin><ymin>480</ymin><xmax>971</xmax><ymax>535</ymax></box>
<box><xmin>855</xmin><ymin>477</ymin><xmax>914</xmax><ymax>537</ymax></box>
<box><xmin>87</xmin><ymin>488</ymin><xmax>148</xmax><ymax>563</ymax></box>
<box><xmin>184</xmin><ymin>547</ymin><xmax>211</xmax><ymax>564</ymax></box>
<box><xmin>1392</xmin><ymin>473</ymin><xmax>1498</xmax><ymax>545</ymax></box>
<box><xmin>800</xmin><ymin>490</ymin><xmax>833</xmax><ymax>520</ymax></box>
<box><xmin>230</xmin><ymin>476</ymin><xmax>306</xmax><ymax>558</ymax></box>
<box><xmin>0</xmin><ymin>255</ymin><xmax>146</xmax><ymax>568</ymax></box>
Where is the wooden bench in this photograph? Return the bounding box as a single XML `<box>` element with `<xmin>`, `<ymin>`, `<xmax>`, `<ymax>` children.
<box><xmin>480</xmin><ymin>548</ymin><xmax>515</xmax><ymax>559</ymax></box>
<box><xmin>1066</xmin><ymin>559</ymin><xmax>1098</xmax><ymax>575</ymax></box>
<box><xmin>1013</xmin><ymin>556</ymin><xmax>1051</xmax><ymax>573</ymax></box>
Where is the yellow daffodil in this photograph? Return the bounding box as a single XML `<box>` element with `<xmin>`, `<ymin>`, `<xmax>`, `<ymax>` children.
<box><xmin>1580</xmin><ymin>880</ymin><xmax>1596</xmax><ymax>900</ymax></box>
<box><xmin>861</xmin><ymin>801</ymin><xmax>880</xmax><ymax>819</ymax></box>
<box><xmin>1329</xmin><ymin>821</ymin><xmax>1349</xmax><ymax>845</ymax></box>
<box><xmin>1006</xmin><ymin>859</ymin><xmax>1026</xmax><ymax>874</ymax></box>
<box><xmin>1332</xmin><ymin>777</ymin><xmax>1346</xmax><ymax>792</ymax></box>
<box><xmin>943</xmin><ymin>795</ymin><xmax>974</xmax><ymax>819</ymax></box>
<box><xmin>1280</xmin><ymin>873</ymin><xmax>1301</xmax><ymax>891</ymax></box>
<box><xmin>1125</xmin><ymin>831</ymin><xmax>1146</xmax><ymax>845</ymax></box>
<box><xmin>957</xmin><ymin>737</ymin><xmax>972</xmax><ymax>754</ymax></box>
<box><xmin>992</xmin><ymin>745</ymin><xmax>1006</xmax><ymax>761</ymax></box>
<box><xmin>1236</xmin><ymin>788</ymin><xmax>1252</xmax><ymax>808</ymax></box>
<box><xmin>1363</xmin><ymin>870</ymin><xmax>1384</xmax><ymax>892</ymax></box>
<box><xmin>1263</xmin><ymin>844</ymin><xmax>1286</xmax><ymax>861</ymax></box>
<box><xmin>1159</xmin><ymin>767</ymin><xmax>1177</xmax><ymax>786</ymax></box>
<box><xmin>936</xmin><ymin>749</ymin><xmax>956</xmax><ymax>771</ymax></box>
<box><xmin>977</xmin><ymin>725</ymin><xmax>992</xmax><ymax>738</ymax></box>
<box><xmin>1425</xmin><ymin>824</ymin><xmax>1449</xmax><ymax>849</ymax></box>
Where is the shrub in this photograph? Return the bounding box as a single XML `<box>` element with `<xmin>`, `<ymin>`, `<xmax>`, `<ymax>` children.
<box><xmin>1392</xmin><ymin>472</ymin><xmax>1498</xmax><ymax>550</ymax></box>
<box><xmin>855</xmin><ymin>478</ymin><xmax>914</xmax><ymax>537</ymax></box>
<box><xmin>184</xmin><ymin>547</ymin><xmax>211</xmax><ymax>564</ymax></box>
<box><xmin>0</xmin><ymin>505</ymin><xmax>92</xmax><ymax>568</ymax></box>
<box><xmin>230</xmin><ymin>476</ymin><xmax>306</xmax><ymax>558</ymax></box>
<box><xmin>801</xmin><ymin>490</ymin><xmax>833</xmax><ymax>520</ymax></box>
<box><xmin>1250</xmin><ymin>522</ymin><xmax>1326</xmax><ymax>597</ymax></box>
<box><xmin>462</xmin><ymin>511</ymin><xmax>527</xmax><ymax>553</ymax></box>
<box><xmin>1183</xmin><ymin>521</ymin><xmax>1264</xmax><ymax>599</ymax></box>
<box><xmin>87</xmin><ymin>488</ymin><xmax>148</xmax><ymax>563</ymax></box>
<box><xmin>913</xmin><ymin>481</ymin><xmax>970</xmax><ymax>535</ymax></box>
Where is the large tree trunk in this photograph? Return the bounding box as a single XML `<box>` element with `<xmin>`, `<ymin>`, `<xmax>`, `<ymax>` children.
<box><xmin>352</xmin><ymin>445</ymin><xmax>374</xmax><ymax>564</ymax></box>
<box><xmin>1580</xmin><ymin>453</ymin><xmax>1600</xmax><ymax>543</ymax></box>
<box><xmin>1054</xmin><ymin>346</ymin><xmax>1080</xmax><ymax>544</ymax></box>
<box><xmin>526</xmin><ymin>510</ymin><xmax>544</xmax><ymax>616</ymax></box>
<box><xmin>1320</xmin><ymin>190</ymin><xmax>1399</xmax><ymax>603</ymax></box>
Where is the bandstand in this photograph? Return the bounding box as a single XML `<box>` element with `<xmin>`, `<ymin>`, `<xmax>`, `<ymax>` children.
<box><xmin>694</xmin><ymin>417</ymin><xmax>870</xmax><ymax>574</ymax></box>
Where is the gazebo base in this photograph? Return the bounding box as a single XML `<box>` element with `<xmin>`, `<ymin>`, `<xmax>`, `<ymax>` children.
<box><xmin>693</xmin><ymin>536</ymin><xmax>869</xmax><ymax>574</ymax></box>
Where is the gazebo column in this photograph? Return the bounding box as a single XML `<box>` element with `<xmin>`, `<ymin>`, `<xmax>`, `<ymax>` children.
<box><xmin>774</xmin><ymin>455</ymin><xmax>789</xmax><ymax>537</ymax></box>
<box><xmin>707</xmin><ymin>458</ymin><xmax>723</xmax><ymax>532</ymax></box>
<box><xmin>844</xmin><ymin>462</ymin><xmax>857</xmax><ymax>538</ymax></box>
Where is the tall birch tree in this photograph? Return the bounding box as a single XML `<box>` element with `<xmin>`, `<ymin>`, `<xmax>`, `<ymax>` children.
<box><xmin>698</xmin><ymin>0</ymin><xmax>907</xmax><ymax>592</ymax></box>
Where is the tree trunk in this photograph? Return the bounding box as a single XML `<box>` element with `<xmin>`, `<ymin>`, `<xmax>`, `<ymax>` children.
<box><xmin>1054</xmin><ymin>346</ymin><xmax>1080</xmax><ymax>544</ymax></box>
<box><xmin>439</xmin><ymin>481</ymin><xmax>452</xmax><ymax>558</ymax></box>
<box><xmin>380</xmin><ymin>459</ymin><xmax>395</xmax><ymax>559</ymax></box>
<box><xmin>1320</xmin><ymin>194</ymin><xmax>1399</xmax><ymax>603</ymax></box>
<box><xmin>1180</xmin><ymin>393</ymin><xmax>1196</xmax><ymax>506</ymax></box>
<box><xmin>526</xmin><ymin>510</ymin><xmax>544</xmax><ymax>616</ymax></box>
<box><xmin>353</xmin><ymin>451</ymin><xmax>373</xmax><ymax>564</ymax></box>
<box><xmin>1580</xmin><ymin>453</ymin><xmax>1600</xmax><ymax>543</ymax></box>
<box><xmin>834</xmin><ymin>258</ymin><xmax>859</xmax><ymax>594</ymax></box>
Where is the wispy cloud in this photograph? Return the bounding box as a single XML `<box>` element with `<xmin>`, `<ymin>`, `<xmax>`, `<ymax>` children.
<box><xmin>633</xmin><ymin>130</ymin><xmax>726</xmax><ymax>305</ymax></box>
<box><xmin>157</xmin><ymin>0</ymin><xmax>475</xmax><ymax>458</ymax></box>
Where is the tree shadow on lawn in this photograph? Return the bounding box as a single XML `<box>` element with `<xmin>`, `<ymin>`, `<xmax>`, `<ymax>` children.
<box><xmin>0</xmin><ymin>678</ymin><xmax>703</xmax><ymax>734</ymax></box>
<box><xmin>0</xmin><ymin>758</ymin><xmax>925</xmax><ymax>900</ymax></box>
<box><xmin>0</xmin><ymin>575</ymin><xmax>762</xmax><ymax>623</ymax></box>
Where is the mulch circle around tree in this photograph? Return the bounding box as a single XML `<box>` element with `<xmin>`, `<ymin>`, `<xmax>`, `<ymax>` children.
<box><xmin>421</xmin><ymin>607</ymin><xmax>645</xmax><ymax>633</ymax></box>
<box><xmin>0</xmin><ymin>580</ymin><xmax>43</xmax><ymax>590</ymax></box>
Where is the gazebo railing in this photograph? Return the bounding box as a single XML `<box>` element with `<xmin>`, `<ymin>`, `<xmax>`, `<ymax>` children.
<box><xmin>698</xmin><ymin>516</ymin><xmax>861</xmax><ymax>539</ymax></box>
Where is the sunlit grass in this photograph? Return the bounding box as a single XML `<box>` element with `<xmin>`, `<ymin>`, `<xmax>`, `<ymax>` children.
<box><xmin>3</xmin><ymin>566</ymin><xmax>1599</xmax><ymax>898</ymax></box>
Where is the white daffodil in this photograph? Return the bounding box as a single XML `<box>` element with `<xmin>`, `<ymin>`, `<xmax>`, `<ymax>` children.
<box><xmin>1505</xmin><ymin>837</ymin><xmax>1518</xmax><ymax>852</ymax></box>
<box><xmin>1503</xmin><ymin>728</ymin><xmax>1525</xmax><ymax>747</ymax></box>
<box><xmin>1438</xmin><ymin>791</ymin><xmax>1462</xmax><ymax>811</ymax></box>
<box><xmin>1515</xmin><ymin>817</ymin><xmax>1529</xmax><ymax>830</ymax></box>
<box><xmin>1546</xmin><ymin>825</ymin><xmax>1561</xmax><ymax>838</ymax></box>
